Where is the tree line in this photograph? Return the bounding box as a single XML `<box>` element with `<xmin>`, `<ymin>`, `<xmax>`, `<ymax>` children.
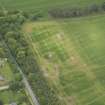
<box><xmin>49</xmin><ymin>2</ymin><xmax>105</xmax><ymax>18</ymax></box>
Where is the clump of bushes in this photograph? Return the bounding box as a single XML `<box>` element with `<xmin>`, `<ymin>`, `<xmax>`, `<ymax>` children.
<box><xmin>49</xmin><ymin>2</ymin><xmax>105</xmax><ymax>18</ymax></box>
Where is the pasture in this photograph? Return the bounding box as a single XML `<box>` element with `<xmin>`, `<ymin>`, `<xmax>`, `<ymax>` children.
<box><xmin>23</xmin><ymin>14</ymin><xmax>105</xmax><ymax>105</ymax></box>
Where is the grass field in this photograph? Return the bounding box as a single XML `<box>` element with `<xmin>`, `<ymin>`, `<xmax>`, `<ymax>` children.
<box><xmin>0</xmin><ymin>0</ymin><xmax>105</xmax><ymax>14</ymax></box>
<box><xmin>0</xmin><ymin>63</ymin><xmax>14</xmax><ymax>83</ymax></box>
<box><xmin>23</xmin><ymin>14</ymin><xmax>105</xmax><ymax>105</ymax></box>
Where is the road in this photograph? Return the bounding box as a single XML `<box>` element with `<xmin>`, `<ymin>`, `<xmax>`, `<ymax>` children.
<box><xmin>0</xmin><ymin>85</ymin><xmax>9</xmax><ymax>91</ymax></box>
<box><xmin>2</xmin><ymin>41</ymin><xmax>40</xmax><ymax>105</ymax></box>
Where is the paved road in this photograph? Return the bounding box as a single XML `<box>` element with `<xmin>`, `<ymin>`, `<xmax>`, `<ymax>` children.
<box><xmin>0</xmin><ymin>85</ymin><xmax>9</xmax><ymax>91</ymax></box>
<box><xmin>2</xmin><ymin>41</ymin><xmax>40</xmax><ymax>105</ymax></box>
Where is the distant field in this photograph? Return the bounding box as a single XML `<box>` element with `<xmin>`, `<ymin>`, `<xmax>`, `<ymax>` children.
<box><xmin>0</xmin><ymin>0</ymin><xmax>105</xmax><ymax>14</ymax></box>
<box><xmin>23</xmin><ymin>15</ymin><xmax>105</xmax><ymax>105</ymax></box>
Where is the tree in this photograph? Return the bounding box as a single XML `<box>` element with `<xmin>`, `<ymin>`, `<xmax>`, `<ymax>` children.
<box><xmin>88</xmin><ymin>4</ymin><xmax>99</xmax><ymax>13</ymax></box>
<box><xmin>15</xmin><ymin>73</ymin><xmax>22</xmax><ymax>81</ymax></box>
<box><xmin>16</xmin><ymin>47</ymin><xmax>26</xmax><ymax>65</ymax></box>
<box><xmin>101</xmin><ymin>2</ymin><xmax>105</xmax><ymax>11</ymax></box>
<box><xmin>16</xmin><ymin>14</ymin><xmax>25</xmax><ymax>24</ymax></box>
<box><xmin>18</xmin><ymin>94</ymin><xmax>28</xmax><ymax>104</ymax></box>
<box><xmin>0</xmin><ymin>48</ymin><xmax>5</xmax><ymax>58</ymax></box>
<box><xmin>0</xmin><ymin>100</ymin><xmax>3</xmax><ymax>105</ymax></box>
<box><xmin>10</xmin><ymin>81</ymin><xmax>23</xmax><ymax>91</ymax></box>
<box><xmin>5</xmin><ymin>31</ymin><xmax>20</xmax><ymax>40</ymax></box>
<box><xmin>7</xmin><ymin>38</ymin><xmax>18</xmax><ymax>52</ymax></box>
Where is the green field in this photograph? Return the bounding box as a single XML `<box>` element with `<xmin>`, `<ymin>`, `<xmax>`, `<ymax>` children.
<box><xmin>23</xmin><ymin>14</ymin><xmax>105</xmax><ymax>105</ymax></box>
<box><xmin>0</xmin><ymin>0</ymin><xmax>105</xmax><ymax>13</ymax></box>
